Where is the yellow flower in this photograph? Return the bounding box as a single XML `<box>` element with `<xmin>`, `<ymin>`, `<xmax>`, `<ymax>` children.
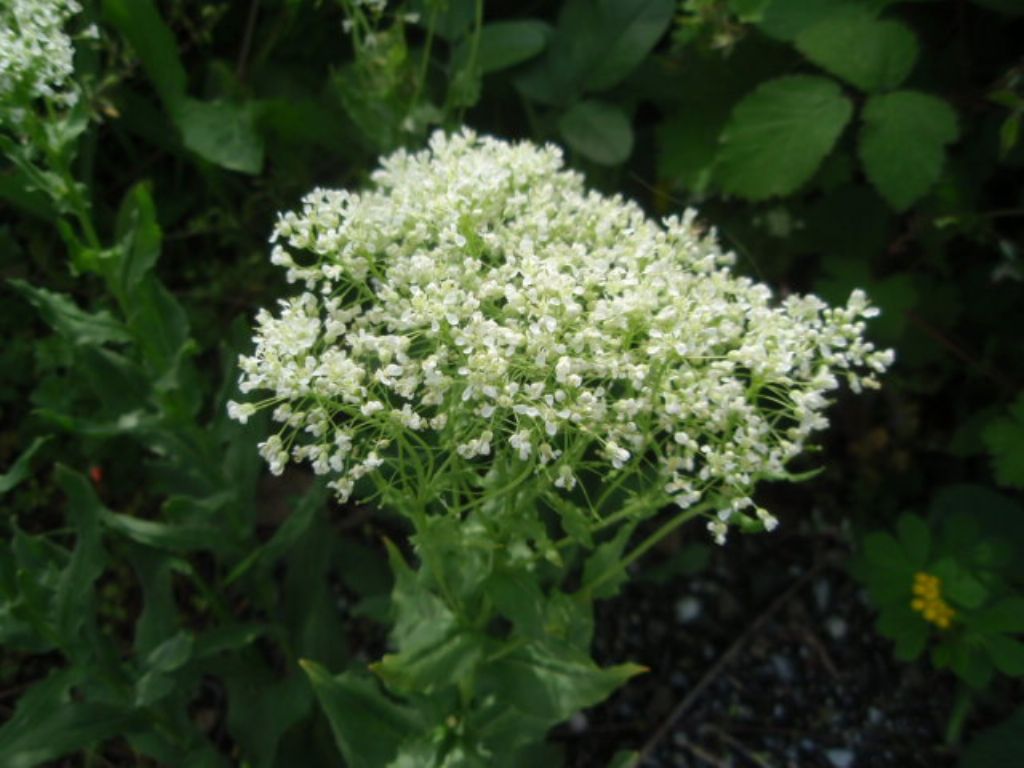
<box><xmin>910</xmin><ymin>571</ymin><xmax>955</xmax><ymax>629</ymax></box>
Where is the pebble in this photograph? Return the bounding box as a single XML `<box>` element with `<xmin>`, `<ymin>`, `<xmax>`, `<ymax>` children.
<box><xmin>814</xmin><ymin>579</ymin><xmax>831</xmax><ymax>611</ymax></box>
<box><xmin>674</xmin><ymin>596</ymin><xmax>702</xmax><ymax>623</ymax></box>
<box><xmin>826</xmin><ymin>616</ymin><xmax>848</xmax><ymax>640</ymax></box>
<box><xmin>568</xmin><ymin>712</ymin><xmax>588</xmax><ymax>733</ymax></box>
<box><xmin>826</xmin><ymin>748</ymin><xmax>856</xmax><ymax>768</ymax></box>
<box><xmin>771</xmin><ymin>654</ymin><xmax>796</xmax><ymax>683</ymax></box>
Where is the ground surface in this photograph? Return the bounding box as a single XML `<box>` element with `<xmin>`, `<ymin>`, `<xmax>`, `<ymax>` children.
<box><xmin>558</xmin><ymin>529</ymin><xmax>968</xmax><ymax>768</ymax></box>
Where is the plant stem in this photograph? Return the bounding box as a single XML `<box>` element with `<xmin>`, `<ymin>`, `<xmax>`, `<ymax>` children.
<box><xmin>944</xmin><ymin>684</ymin><xmax>973</xmax><ymax>746</ymax></box>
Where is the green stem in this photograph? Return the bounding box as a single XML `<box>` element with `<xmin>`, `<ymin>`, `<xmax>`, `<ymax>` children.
<box><xmin>944</xmin><ymin>684</ymin><xmax>973</xmax><ymax>746</ymax></box>
<box><xmin>581</xmin><ymin>502</ymin><xmax>711</xmax><ymax>597</ymax></box>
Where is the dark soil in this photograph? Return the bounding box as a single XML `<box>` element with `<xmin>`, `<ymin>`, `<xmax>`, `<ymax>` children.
<box><xmin>558</xmin><ymin>529</ymin><xmax>967</xmax><ymax>768</ymax></box>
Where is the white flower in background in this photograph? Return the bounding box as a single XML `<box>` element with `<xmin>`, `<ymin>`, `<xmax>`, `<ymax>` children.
<box><xmin>0</xmin><ymin>0</ymin><xmax>83</xmax><ymax>113</ymax></box>
<box><xmin>233</xmin><ymin>129</ymin><xmax>893</xmax><ymax>541</ymax></box>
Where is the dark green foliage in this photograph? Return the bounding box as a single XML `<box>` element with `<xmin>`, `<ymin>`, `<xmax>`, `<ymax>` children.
<box><xmin>1</xmin><ymin>0</ymin><xmax>1023</xmax><ymax>764</ymax></box>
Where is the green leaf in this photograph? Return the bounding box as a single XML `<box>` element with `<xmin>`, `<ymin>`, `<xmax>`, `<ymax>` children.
<box><xmin>972</xmin><ymin>598</ymin><xmax>1024</xmax><ymax>634</ymax></box>
<box><xmin>982</xmin><ymin>395</ymin><xmax>1024</xmax><ymax>488</ymax></box>
<box><xmin>950</xmin><ymin>641</ymin><xmax>995</xmax><ymax>688</ymax></box>
<box><xmin>300</xmin><ymin>662</ymin><xmax>421</xmax><ymax>768</ymax></box>
<box><xmin>102</xmin><ymin>0</ymin><xmax>187</xmax><ymax>107</ymax></box>
<box><xmin>583</xmin><ymin>0</ymin><xmax>676</xmax><ymax>92</ymax></box>
<box><xmin>101</xmin><ymin>509</ymin><xmax>221</xmax><ymax>553</ymax></box>
<box><xmin>462</xmin><ymin>21</ymin><xmax>551</xmax><ymax>74</ymax></box>
<box><xmin>0</xmin><ymin>437</ymin><xmax>49</xmax><ymax>496</ymax></box>
<box><xmin>9</xmin><ymin>280</ymin><xmax>132</xmax><ymax>346</ymax></box>
<box><xmin>858</xmin><ymin>90</ymin><xmax>959</xmax><ymax>210</ymax></box>
<box><xmin>514</xmin><ymin>0</ymin><xmax>673</xmax><ymax>104</ymax></box>
<box><xmin>581</xmin><ymin>523</ymin><xmax>636</xmax><ymax>599</ymax></box>
<box><xmin>558</xmin><ymin>100</ymin><xmax>634</xmax><ymax>165</ymax></box>
<box><xmin>481</xmin><ymin>640</ymin><xmax>646</xmax><ymax>724</ymax></box>
<box><xmin>796</xmin><ymin>6</ymin><xmax>918</xmax><ymax>92</ymax></box>
<box><xmin>757</xmin><ymin>0</ymin><xmax>850</xmax><ymax>40</ymax></box>
<box><xmin>876</xmin><ymin>605</ymin><xmax>928</xmax><ymax>660</ymax></box>
<box><xmin>896</xmin><ymin>515</ymin><xmax>930</xmax><ymax>568</ymax></box>
<box><xmin>373</xmin><ymin>629</ymin><xmax>486</xmax><ymax>694</ymax></box>
<box><xmin>985</xmin><ymin>634</ymin><xmax>1024</xmax><ymax>676</ymax></box>
<box><xmin>0</xmin><ymin>668</ymin><xmax>135</xmax><ymax>768</ymax></box>
<box><xmin>112</xmin><ymin>183</ymin><xmax>162</xmax><ymax>301</ymax></box>
<box><xmin>716</xmin><ymin>76</ymin><xmax>853</xmax><ymax>200</ymax></box>
<box><xmin>223</xmin><ymin>665</ymin><xmax>312</xmax><ymax>768</ymax></box>
<box><xmin>173</xmin><ymin>98</ymin><xmax>265</xmax><ymax>174</ymax></box>
<box><xmin>959</xmin><ymin>705</ymin><xmax>1024</xmax><ymax>768</ymax></box>
<box><xmin>53</xmin><ymin>467</ymin><xmax>107</xmax><ymax>643</ymax></box>
<box><xmin>932</xmin><ymin>558</ymin><xmax>989</xmax><ymax>609</ymax></box>
<box><xmin>484</xmin><ymin>569</ymin><xmax>547</xmax><ymax>637</ymax></box>
<box><xmin>224</xmin><ymin>481</ymin><xmax>326</xmax><ymax>586</ymax></box>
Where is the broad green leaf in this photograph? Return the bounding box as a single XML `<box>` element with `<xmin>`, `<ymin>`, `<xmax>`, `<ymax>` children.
<box><xmin>876</xmin><ymin>606</ymin><xmax>928</xmax><ymax>660</ymax></box>
<box><xmin>514</xmin><ymin>0</ymin><xmax>673</xmax><ymax>104</ymax></box>
<box><xmin>858</xmin><ymin>530</ymin><xmax>914</xmax><ymax>603</ymax></box>
<box><xmin>896</xmin><ymin>515</ymin><xmax>930</xmax><ymax>568</ymax></box>
<box><xmin>459</xmin><ymin>21</ymin><xmax>551</xmax><ymax>74</ymax></box>
<box><xmin>481</xmin><ymin>640</ymin><xmax>646</xmax><ymax>724</ymax></box>
<box><xmin>373</xmin><ymin>629</ymin><xmax>485</xmax><ymax>694</ymax></box>
<box><xmin>972</xmin><ymin>598</ymin><xmax>1024</xmax><ymax>634</ymax></box>
<box><xmin>581</xmin><ymin>523</ymin><xmax>636</xmax><ymax>599</ymax></box>
<box><xmin>484</xmin><ymin>569</ymin><xmax>547</xmax><ymax>637</ymax></box>
<box><xmin>584</xmin><ymin>0</ymin><xmax>675</xmax><ymax>92</ymax></box>
<box><xmin>409</xmin><ymin>0</ymin><xmax>477</xmax><ymax>41</ymax></box>
<box><xmin>932</xmin><ymin>558</ymin><xmax>989</xmax><ymax>609</ymax></box>
<box><xmin>0</xmin><ymin>668</ymin><xmax>135</xmax><ymax>768</ymax></box>
<box><xmin>859</xmin><ymin>90</ymin><xmax>959</xmax><ymax>210</ymax></box>
<box><xmin>982</xmin><ymin>394</ymin><xmax>1024</xmax><ymax>488</ymax></box>
<box><xmin>657</xmin><ymin>109</ymin><xmax>727</xmax><ymax>194</ymax></box>
<box><xmin>301</xmin><ymin>662</ymin><xmax>421</xmax><ymax>768</ymax></box>
<box><xmin>757</xmin><ymin>0</ymin><xmax>850</xmax><ymax>40</ymax></box>
<box><xmin>986</xmin><ymin>634</ymin><xmax>1024</xmax><ymax>676</ymax></box>
<box><xmin>949</xmin><ymin>642</ymin><xmax>995</xmax><ymax>688</ymax></box>
<box><xmin>223</xmin><ymin>664</ymin><xmax>312</xmax><ymax>768</ymax></box>
<box><xmin>959</xmin><ymin>705</ymin><xmax>1024</xmax><ymax>768</ymax></box>
<box><xmin>9</xmin><ymin>279</ymin><xmax>132</xmax><ymax>345</ymax></box>
<box><xmin>716</xmin><ymin>76</ymin><xmax>853</xmax><ymax>200</ymax></box>
<box><xmin>102</xmin><ymin>0</ymin><xmax>186</xmax><ymax>107</ymax></box>
<box><xmin>796</xmin><ymin>6</ymin><xmax>918</xmax><ymax>92</ymax></box>
<box><xmin>558</xmin><ymin>100</ymin><xmax>634</xmax><ymax>165</ymax></box>
<box><xmin>173</xmin><ymin>98</ymin><xmax>265</xmax><ymax>174</ymax></box>
<box><xmin>0</xmin><ymin>436</ymin><xmax>49</xmax><ymax>496</ymax></box>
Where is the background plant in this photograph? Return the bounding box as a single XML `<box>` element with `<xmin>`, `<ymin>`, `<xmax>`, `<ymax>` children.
<box><xmin>1</xmin><ymin>0</ymin><xmax>1022</xmax><ymax>765</ymax></box>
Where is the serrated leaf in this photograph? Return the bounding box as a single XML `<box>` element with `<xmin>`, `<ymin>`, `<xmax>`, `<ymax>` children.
<box><xmin>859</xmin><ymin>90</ymin><xmax>959</xmax><ymax>210</ymax></box>
<box><xmin>796</xmin><ymin>6</ymin><xmax>918</xmax><ymax>92</ymax></box>
<box><xmin>716</xmin><ymin>76</ymin><xmax>853</xmax><ymax>200</ymax></box>
<box><xmin>112</xmin><ymin>183</ymin><xmax>161</xmax><ymax>302</ymax></box>
<box><xmin>559</xmin><ymin>100</ymin><xmax>634</xmax><ymax>165</ymax></box>
<box><xmin>982</xmin><ymin>395</ymin><xmax>1024</xmax><ymax>488</ymax></box>
<box><xmin>301</xmin><ymin>662</ymin><xmax>421</xmax><ymax>768</ymax></box>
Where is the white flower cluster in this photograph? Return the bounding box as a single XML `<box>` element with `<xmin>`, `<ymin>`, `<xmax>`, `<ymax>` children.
<box><xmin>232</xmin><ymin>129</ymin><xmax>893</xmax><ymax>542</ymax></box>
<box><xmin>0</xmin><ymin>0</ymin><xmax>83</xmax><ymax>116</ymax></box>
